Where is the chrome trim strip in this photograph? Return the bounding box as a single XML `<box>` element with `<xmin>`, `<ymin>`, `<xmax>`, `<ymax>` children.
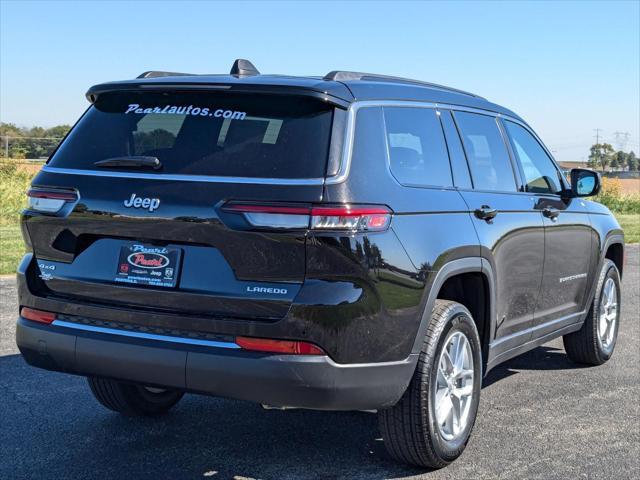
<box><xmin>51</xmin><ymin>319</ymin><xmax>241</xmax><ymax>349</ymax></box>
<box><xmin>41</xmin><ymin>166</ymin><xmax>325</xmax><ymax>186</ymax></box>
<box><xmin>489</xmin><ymin>311</ymin><xmax>584</xmax><ymax>348</ymax></box>
<box><xmin>324</xmin><ymin>100</ymin><xmax>541</xmax><ymax>185</ymax></box>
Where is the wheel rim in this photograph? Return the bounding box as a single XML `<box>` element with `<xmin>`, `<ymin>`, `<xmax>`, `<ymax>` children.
<box><xmin>434</xmin><ymin>330</ymin><xmax>475</xmax><ymax>441</ymax></box>
<box><xmin>598</xmin><ymin>277</ymin><xmax>618</xmax><ymax>353</ymax></box>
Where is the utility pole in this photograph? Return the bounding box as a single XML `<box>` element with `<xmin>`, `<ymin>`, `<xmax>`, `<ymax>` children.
<box><xmin>593</xmin><ymin>128</ymin><xmax>603</xmax><ymax>145</ymax></box>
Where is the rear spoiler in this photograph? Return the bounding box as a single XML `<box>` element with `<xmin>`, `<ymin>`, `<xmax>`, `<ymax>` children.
<box><xmin>85</xmin><ymin>81</ymin><xmax>351</xmax><ymax>109</ymax></box>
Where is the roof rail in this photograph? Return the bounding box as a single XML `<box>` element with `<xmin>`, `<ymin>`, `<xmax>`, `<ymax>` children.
<box><xmin>323</xmin><ymin>71</ymin><xmax>484</xmax><ymax>99</ymax></box>
<box><xmin>137</xmin><ymin>71</ymin><xmax>195</xmax><ymax>79</ymax></box>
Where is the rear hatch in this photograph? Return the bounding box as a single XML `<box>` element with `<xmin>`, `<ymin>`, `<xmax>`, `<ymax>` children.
<box><xmin>24</xmin><ymin>89</ymin><xmax>336</xmax><ymax>321</ymax></box>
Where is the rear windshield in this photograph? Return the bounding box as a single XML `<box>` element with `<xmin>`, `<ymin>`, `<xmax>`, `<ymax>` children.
<box><xmin>50</xmin><ymin>91</ymin><xmax>334</xmax><ymax>178</ymax></box>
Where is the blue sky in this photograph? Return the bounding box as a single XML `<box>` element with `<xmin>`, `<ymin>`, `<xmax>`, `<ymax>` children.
<box><xmin>1</xmin><ymin>0</ymin><xmax>638</xmax><ymax>162</ymax></box>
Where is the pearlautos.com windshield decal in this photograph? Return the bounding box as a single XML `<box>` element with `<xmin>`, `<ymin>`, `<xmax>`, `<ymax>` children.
<box><xmin>125</xmin><ymin>104</ymin><xmax>246</xmax><ymax>119</ymax></box>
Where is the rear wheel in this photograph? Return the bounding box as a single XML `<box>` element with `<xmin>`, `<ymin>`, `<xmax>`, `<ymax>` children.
<box><xmin>378</xmin><ymin>300</ymin><xmax>482</xmax><ymax>468</ymax></box>
<box><xmin>563</xmin><ymin>259</ymin><xmax>621</xmax><ymax>365</ymax></box>
<box><xmin>87</xmin><ymin>377</ymin><xmax>184</xmax><ymax>416</ymax></box>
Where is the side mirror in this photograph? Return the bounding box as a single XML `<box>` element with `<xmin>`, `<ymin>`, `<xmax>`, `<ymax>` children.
<box><xmin>570</xmin><ymin>168</ymin><xmax>601</xmax><ymax>197</ymax></box>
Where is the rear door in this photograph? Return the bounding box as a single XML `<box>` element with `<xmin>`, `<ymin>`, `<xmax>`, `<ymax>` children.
<box><xmin>501</xmin><ymin>119</ymin><xmax>592</xmax><ymax>333</ymax></box>
<box><xmin>25</xmin><ymin>90</ymin><xmax>335</xmax><ymax>321</ymax></box>
<box><xmin>450</xmin><ymin>110</ymin><xmax>545</xmax><ymax>354</ymax></box>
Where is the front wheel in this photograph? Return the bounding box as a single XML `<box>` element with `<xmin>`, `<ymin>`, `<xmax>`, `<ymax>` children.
<box><xmin>378</xmin><ymin>300</ymin><xmax>482</xmax><ymax>469</ymax></box>
<box><xmin>563</xmin><ymin>259</ymin><xmax>621</xmax><ymax>365</ymax></box>
<box><xmin>87</xmin><ymin>377</ymin><xmax>184</xmax><ymax>416</ymax></box>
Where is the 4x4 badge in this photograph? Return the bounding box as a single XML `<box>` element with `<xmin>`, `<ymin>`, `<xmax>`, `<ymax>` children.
<box><xmin>124</xmin><ymin>193</ymin><xmax>160</xmax><ymax>212</ymax></box>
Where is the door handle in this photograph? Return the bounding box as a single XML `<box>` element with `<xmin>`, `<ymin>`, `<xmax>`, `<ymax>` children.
<box><xmin>474</xmin><ymin>205</ymin><xmax>498</xmax><ymax>222</ymax></box>
<box><xmin>542</xmin><ymin>207</ymin><xmax>560</xmax><ymax>220</ymax></box>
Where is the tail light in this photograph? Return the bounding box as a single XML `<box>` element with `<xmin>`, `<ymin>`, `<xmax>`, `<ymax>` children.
<box><xmin>21</xmin><ymin>307</ymin><xmax>57</xmax><ymax>324</ymax></box>
<box><xmin>236</xmin><ymin>336</ymin><xmax>325</xmax><ymax>355</ymax></box>
<box><xmin>222</xmin><ymin>202</ymin><xmax>392</xmax><ymax>232</ymax></box>
<box><xmin>27</xmin><ymin>188</ymin><xmax>78</xmax><ymax>213</ymax></box>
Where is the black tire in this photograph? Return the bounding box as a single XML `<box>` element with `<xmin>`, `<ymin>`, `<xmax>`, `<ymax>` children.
<box><xmin>378</xmin><ymin>300</ymin><xmax>482</xmax><ymax>469</ymax></box>
<box><xmin>87</xmin><ymin>377</ymin><xmax>184</xmax><ymax>416</ymax></box>
<box><xmin>563</xmin><ymin>259</ymin><xmax>621</xmax><ymax>365</ymax></box>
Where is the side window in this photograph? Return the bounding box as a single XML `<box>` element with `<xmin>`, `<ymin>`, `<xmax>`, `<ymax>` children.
<box><xmin>383</xmin><ymin>107</ymin><xmax>453</xmax><ymax>187</ymax></box>
<box><xmin>454</xmin><ymin>111</ymin><xmax>517</xmax><ymax>192</ymax></box>
<box><xmin>503</xmin><ymin>120</ymin><xmax>562</xmax><ymax>194</ymax></box>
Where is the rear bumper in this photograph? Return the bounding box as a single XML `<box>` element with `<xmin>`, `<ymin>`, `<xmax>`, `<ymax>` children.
<box><xmin>16</xmin><ymin>317</ymin><xmax>417</xmax><ymax>410</ymax></box>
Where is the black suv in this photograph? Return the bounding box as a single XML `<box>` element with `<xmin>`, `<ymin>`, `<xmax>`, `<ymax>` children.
<box><xmin>16</xmin><ymin>60</ymin><xmax>624</xmax><ymax>468</ymax></box>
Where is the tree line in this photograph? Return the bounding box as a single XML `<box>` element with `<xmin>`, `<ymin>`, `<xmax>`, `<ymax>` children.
<box><xmin>2</xmin><ymin>121</ymin><xmax>638</xmax><ymax>173</ymax></box>
<box><xmin>587</xmin><ymin>143</ymin><xmax>638</xmax><ymax>172</ymax></box>
<box><xmin>0</xmin><ymin>122</ymin><xmax>71</xmax><ymax>159</ymax></box>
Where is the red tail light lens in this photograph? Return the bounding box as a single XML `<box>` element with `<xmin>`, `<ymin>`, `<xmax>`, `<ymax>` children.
<box><xmin>222</xmin><ymin>202</ymin><xmax>392</xmax><ymax>232</ymax></box>
<box><xmin>21</xmin><ymin>307</ymin><xmax>57</xmax><ymax>324</ymax></box>
<box><xmin>27</xmin><ymin>188</ymin><xmax>78</xmax><ymax>213</ymax></box>
<box><xmin>236</xmin><ymin>336</ymin><xmax>325</xmax><ymax>355</ymax></box>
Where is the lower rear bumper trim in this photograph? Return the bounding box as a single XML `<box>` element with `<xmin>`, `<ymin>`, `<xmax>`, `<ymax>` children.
<box><xmin>51</xmin><ymin>319</ymin><xmax>240</xmax><ymax>349</ymax></box>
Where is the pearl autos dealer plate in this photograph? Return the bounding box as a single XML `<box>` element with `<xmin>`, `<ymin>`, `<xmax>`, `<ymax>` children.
<box><xmin>115</xmin><ymin>243</ymin><xmax>181</xmax><ymax>288</ymax></box>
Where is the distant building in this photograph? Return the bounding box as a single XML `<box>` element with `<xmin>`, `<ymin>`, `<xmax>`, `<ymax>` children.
<box><xmin>558</xmin><ymin>161</ymin><xmax>588</xmax><ymax>170</ymax></box>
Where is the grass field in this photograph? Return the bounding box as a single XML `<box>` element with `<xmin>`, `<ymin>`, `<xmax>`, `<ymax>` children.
<box><xmin>0</xmin><ymin>225</ymin><xmax>23</xmax><ymax>275</ymax></box>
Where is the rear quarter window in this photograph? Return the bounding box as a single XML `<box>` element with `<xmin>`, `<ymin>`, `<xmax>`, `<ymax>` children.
<box><xmin>382</xmin><ymin>107</ymin><xmax>453</xmax><ymax>188</ymax></box>
<box><xmin>49</xmin><ymin>92</ymin><xmax>334</xmax><ymax>179</ymax></box>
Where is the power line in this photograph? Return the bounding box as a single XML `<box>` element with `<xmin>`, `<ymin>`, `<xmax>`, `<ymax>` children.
<box><xmin>612</xmin><ymin>131</ymin><xmax>630</xmax><ymax>151</ymax></box>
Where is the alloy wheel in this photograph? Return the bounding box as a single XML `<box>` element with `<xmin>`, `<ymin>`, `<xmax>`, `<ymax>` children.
<box><xmin>598</xmin><ymin>277</ymin><xmax>618</xmax><ymax>353</ymax></box>
<box><xmin>434</xmin><ymin>331</ymin><xmax>475</xmax><ymax>441</ymax></box>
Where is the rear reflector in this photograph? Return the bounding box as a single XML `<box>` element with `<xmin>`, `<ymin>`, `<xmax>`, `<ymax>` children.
<box><xmin>236</xmin><ymin>336</ymin><xmax>325</xmax><ymax>355</ymax></box>
<box><xmin>27</xmin><ymin>188</ymin><xmax>78</xmax><ymax>214</ymax></box>
<box><xmin>222</xmin><ymin>202</ymin><xmax>392</xmax><ymax>232</ymax></box>
<box><xmin>21</xmin><ymin>307</ymin><xmax>56</xmax><ymax>324</ymax></box>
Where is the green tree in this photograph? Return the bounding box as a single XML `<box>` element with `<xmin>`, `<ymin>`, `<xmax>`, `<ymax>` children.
<box><xmin>612</xmin><ymin>151</ymin><xmax>627</xmax><ymax>171</ymax></box>
<box><xmin>45</xmin><ymin>125</ymin><xmax>71</xmax><ymax>138</ymax></box>
<box><xmin>588</xmin><ymin>143</ymin><xmax>615</xmax><ymax>171</ymax></box>
<box><xmin>628</xmin><ymin>151</ymin><xmax>638</xmax><ymax>171</ymax></box>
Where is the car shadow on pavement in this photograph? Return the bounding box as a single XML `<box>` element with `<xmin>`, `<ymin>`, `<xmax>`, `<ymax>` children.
<box><xmin>0</xmin><ymin>353</ymin><xmax>427</xmax><ymax>480</ymax></box>
<box><xmin>0</xmin><ymin>343</ymin><xmax>592</xmax><ymax>480</ymax></box>
<box><xmin>483</xmin><ymin>345</ymin><xmax>588</xmax><ymax>388</ymax></box>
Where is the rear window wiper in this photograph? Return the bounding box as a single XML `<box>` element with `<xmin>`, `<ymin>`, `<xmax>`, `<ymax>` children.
<box><xmin>94</xmin><ymin>156</ymin><xmax>162</xmax><ymax>170</ymax></box>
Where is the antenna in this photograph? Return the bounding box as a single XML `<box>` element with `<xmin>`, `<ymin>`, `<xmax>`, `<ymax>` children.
<box><xmin>230</xmin><ymin>59</ymin><xmax>260</xmax><ymax>77</ymax></box>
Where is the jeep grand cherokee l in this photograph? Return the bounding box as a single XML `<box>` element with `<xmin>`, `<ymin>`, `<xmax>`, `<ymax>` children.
<box><xmin>16</xmin><ymin>59</ymin><xmax>624</xmax><ymax>468</ymax></box>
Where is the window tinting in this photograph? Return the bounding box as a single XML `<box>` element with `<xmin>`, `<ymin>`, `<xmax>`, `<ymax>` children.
<box><xmin>504</xmin><ymin>120</ymin><xmax>562</xmax><ymax>194</ymax></box>
<box><xmin>383</xmin><ymin>107</ymin><xmax>453</xmax><ymax>187</ymax></box>
<box><xmin>49</xmin><ymin>92</ymin><xmax>333</xmax><ymax>179</ymax></box>
<box><xmin>440</xmin><ymin>110</ymin><xmax>472</xmax><ymax>189</ymax></box>
<box><xmin>454</xmin><ymin>112</ymin><xmax>516</xmax><ymax>192</ymax></box>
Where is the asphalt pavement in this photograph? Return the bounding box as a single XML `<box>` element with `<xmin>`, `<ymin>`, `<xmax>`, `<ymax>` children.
<box><xmin>1</xmin><ymin>245</ymin><xmax>638</xmax><ymax>480</ymax></box>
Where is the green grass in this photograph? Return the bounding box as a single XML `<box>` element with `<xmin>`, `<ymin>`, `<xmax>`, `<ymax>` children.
<box><xmin>0</xmin><ymin>225</ymin><xmax>24</xmax><ymax>275</ymax></box>
<box><xmin>616</xmin><ymin>213</ymin><xmax>640</xmax><ymax>244</ymax></box>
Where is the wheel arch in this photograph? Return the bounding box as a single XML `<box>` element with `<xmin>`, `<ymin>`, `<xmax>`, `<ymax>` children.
<box><xmin>581</xmin><ymin>233</ymin><xmax>624</xmax><ymax>322</ymax></box>
<box><xmin>411</xmin><ymin>257</ymin><xmax>496</xmax><ymax>374</ymax></box>
<box><xmin>604</xmin><ymin>240</ymin><xmax>624</xmax><ymax>278</ymax></box>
